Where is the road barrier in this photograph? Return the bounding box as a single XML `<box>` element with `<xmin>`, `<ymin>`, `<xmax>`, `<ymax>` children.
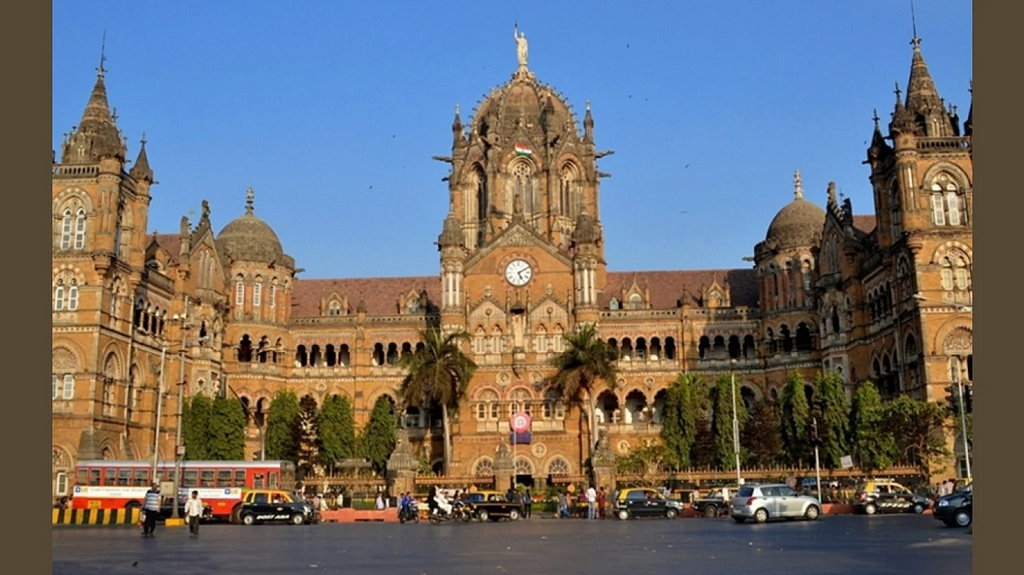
<box><xmin>52</xmin><ymin>508</ymin><xmax>141</xmax><ymax>526</ymax></box>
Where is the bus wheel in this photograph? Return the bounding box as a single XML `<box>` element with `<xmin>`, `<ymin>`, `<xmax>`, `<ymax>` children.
<box><xmin>125</xmin><ymin>501</ymin><xmax>141</xmax><ymax>510</ymax></box>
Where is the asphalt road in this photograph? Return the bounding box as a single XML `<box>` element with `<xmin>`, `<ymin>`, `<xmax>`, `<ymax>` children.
<box><xmin>52</xmin><ymin>514</ymin><xmax>971</xmax><ymax>575</ymax></box>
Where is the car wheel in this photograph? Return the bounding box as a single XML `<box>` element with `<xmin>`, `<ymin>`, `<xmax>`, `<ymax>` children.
<box><xmin>477</xmin><ymin>509</ymin><xmax>489</xmax><ymax>522</ymax></box>
<box><xmin>230</xmin><ymin>505</ymin><xmax>243</xmax><ymax>525</ymax></box>
<box><xmin>291</xmin><ymin>514</ymin><xmax>304</xmax><ymax>525</ymax></box>
<box><xmin>912</xmin><ymin>503</ymin><xmax>925</xmax><ymax>514</ymax></box>
<box><xmin>617</xmin><ymin>509</ymin><xmax>629</xmax><ymax>521</ymax></box>
<box><xmin>754</xmin><ymin>508</ymin><xmax>769</xmax><ymax>523</ymax></box>
<box><xmin>954</xmin><ymin>509</ymin><xmax>971</xmax><ymax>527</ymax></box>
<box><xmin>864</xmin><ymin>503</ymin><xmax>877</xmax><ymax>515</ymax></box>
<box><xmin>733</xmin><ymin>517</ymin><xmax>746</xmax><ymax>523</ymax></box>
<box><xmin>509</xmin><ymin>509</ymin><xmax>521</xmax><ymax>521</ymax></box>
<box><xmin>242</xmin><ymin>513</ymin><xmax>255</xmax><ymax>526</ymax></box>
<box><xmin>804</xmin><ymin>505</ymin><xmax>820</xmax><ymax>521</ymax></box>
<box><xmin>703</xmin><ymin>505</ymin><xmax>717</xmax><ymax>518</ymax></box>
<box><xmin>666</xmin><ymin>508</ymin><xmax>678</xmax><ymax>520</ymax></box>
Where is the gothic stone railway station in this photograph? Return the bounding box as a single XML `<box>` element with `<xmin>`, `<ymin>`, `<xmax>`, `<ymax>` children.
<box><xmin>51</xmin><ymin>34</ymin><xmax>972</xmax><ymax>499</ymax></box>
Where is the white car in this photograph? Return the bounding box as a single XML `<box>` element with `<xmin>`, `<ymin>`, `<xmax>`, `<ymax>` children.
<box><xmin>730</xmin><ymin>483</ymin><xmax>822</xmax><ymax>523</ymax></box>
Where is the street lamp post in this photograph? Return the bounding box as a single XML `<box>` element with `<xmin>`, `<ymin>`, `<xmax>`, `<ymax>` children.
<box><xmin>170</xmin><ymin>305</ymin><xmax>189</xmax><ymax>520</ymax></box>
<box><xmin>730</xmin><ymin>359</ymin><xmax>742</xmax><ymax>485</ymax></box>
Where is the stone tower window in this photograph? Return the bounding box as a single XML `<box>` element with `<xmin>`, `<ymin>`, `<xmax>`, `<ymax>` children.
<box><xmin>74</xmin><ymin>209</ymin><xmax>87</xmax><ymax>250</ymax></box>
<box><xmin>511</xmin><ymin>161</ymin><xmax>534</xmax><ymax>214</ymax></box>
<box><xmin>60</xmin><ymin>210</ymin><xmax>72</xmax><ymax>250</ymax></box>
<box><xmin>931</xmin><ymin>174</ymin><xmax>966</xmax><ymax>226</ymax></box>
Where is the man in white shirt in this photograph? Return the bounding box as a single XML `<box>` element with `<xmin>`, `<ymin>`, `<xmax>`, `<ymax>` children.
<box><xmin>184</xmin><ymin>490</ymin><xmax>203</xmax><ymax>538</ymax></box>
<box><xmin>586</xmin><ymin>485</ymin><xmax>597</xmax><ymax>520</ymax></box>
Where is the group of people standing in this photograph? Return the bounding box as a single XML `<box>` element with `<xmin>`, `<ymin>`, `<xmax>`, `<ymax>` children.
<box><xmin>556</xmin><ymin>485</ymin><xmax>611</xmax><ymax>519</ymax></box>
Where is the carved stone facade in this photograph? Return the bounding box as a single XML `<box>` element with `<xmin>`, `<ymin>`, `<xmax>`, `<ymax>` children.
<box><xmin>52</xmin><ymin>35</ymin><xmax>972</xmax><ymax>499</ymax></box>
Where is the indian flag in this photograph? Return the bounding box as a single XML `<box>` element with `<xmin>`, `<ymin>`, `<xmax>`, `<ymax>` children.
<box><xmin>514</xmin><ymin>143</ymin><xmax>533</xmax><ymax>158</ymax></box>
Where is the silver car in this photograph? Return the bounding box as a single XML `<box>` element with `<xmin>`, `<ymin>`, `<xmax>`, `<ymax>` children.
<box><xmin>730</xmin><ymin>483</ymin><xmax>822</xmax><ymax>523</ymax></box>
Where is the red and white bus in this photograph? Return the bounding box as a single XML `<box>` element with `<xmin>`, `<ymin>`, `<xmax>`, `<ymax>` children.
<box><xmin>70</xmin><ymin>460</ymin><xmax>297</xmax><ymax>522</ymax></box>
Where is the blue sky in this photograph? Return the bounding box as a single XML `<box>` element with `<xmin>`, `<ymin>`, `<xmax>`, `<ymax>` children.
<box><xmin>52</xmin><ymin>1</ymin><xmax>973</xmax><ymax>280</ymax></box>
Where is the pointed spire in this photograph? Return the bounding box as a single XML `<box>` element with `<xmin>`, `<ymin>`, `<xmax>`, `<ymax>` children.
<box><xmin>793</xmin><ymin>170</ymin><xmax>804</xmax><ymax>199</ymax></box>
<box><xmin>63</xmin><ymin>35</ymin><xmax>125</xmax><ymax>163</ymax></box>
<box><xmin>964</xmin><ymin>80</ymin><xmax>973</xmax><ymax>137</ymax></box>
<box><xmin>583</xmin><ymin>99</ymin><xmax>594</xmax><ymax>142</ymax></box>
<box><xmin>245</xmin><ymin>187</ymin><xmax>255</xmax><ymax>215</ymax></box>
<box><xmin>905</xmin><ymin>35</ymin><xmax>943</xmax><ymax>115</ymax></box>
<box><xmin>129</xmin><ymin>132</ymin><xmax>153</xmax><ymax>182</ymax></box>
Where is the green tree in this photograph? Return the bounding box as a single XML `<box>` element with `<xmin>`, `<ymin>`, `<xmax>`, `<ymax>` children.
<box><xmin>182</xmin><ymin>394</ymin><xmax>212</xmax><ymax>460</ymax></box>
<box><xmin>848</xmin><ymin>381</ymin><xmax>896</xmax><ymax>473</ymax></box>
<box><xmin>743</xmin><ymin>399</ymin><xmax>783</xmax><ymax>467</ymax></box>
<box><xmin>207</xmin><ymin>396</ymin><xmax>247</xmax><ymax>460</ymax></box>
<box><xmin>811</xmin><ymin>371</ymin><xmax>850</xmax><ymax>468</ymax></box>
<box><xmin>545</xmin><ymin>323</ymin><xmax>619</xmax><ymax>462</ymax></box>
<box><xmin>691</xmin><ymin>413</ymin><xmax>718</xmax><ymax>469</ymax></box>
<box><xmin>615</xmin><ymin>442</ymin><xmax>669</xmax><ymax>487</ymax></box>
<box><xmin>711</xmin><ymin>374</ymin><xmax>748</xmax><ymax>470</ymax></box>
<box><xmin>398</xmin><ymin>327</ymin><xmax>477</xmax><ymax>475</ymax></box>
<box><xmin>660</xmin><ymin>372</ymin><xmax>708</xmax><ymax>469</ymax></box>
<box><xmin>317</xmin><ymin>393</ymin><xmax>356</xmax><ymax>469</ymax></box>
<box><xmin>883</xmin><ymin>395</ymin><xmax>951</xmax><ymax>478</ymax></box>
<box><xmin>779</xmin><ymin>371</ymin><xmax>811</xmax><ymax>466</ymax></box>
<box><xmin>359</xmin><ymin>395</ymin><xmax>397</xmax><ymax>475</ymax></box>
<box><xmin>297</xmin><ymin>394</ymin><xmax>320</xmax><ymax>475</ymax></box>
<box><xmin>265</xmin><ymin>389</ymin><xmax>301</xmax><ymax>462</ymax></box>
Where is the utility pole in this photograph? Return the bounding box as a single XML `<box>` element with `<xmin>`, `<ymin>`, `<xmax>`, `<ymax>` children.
<box><xmin>812</xmin><ymin>417</ymin><xmax>822</xmax><ymax>499</ymax></box>
<box><xmin>730</xmin><ymin>361</ymin><xmax>742</xmax><ymax>485</ymax></box>
<box><xmin>151</xmin><ymin>344</ymin><xmax>167</xmax><ymax>482</ymax></box>
<box><xmin>171</xmin><ymin>299</ymin><xmax>189</xmax><ymax>520</ymax></box>
<box><xmin>954</xmin><ymin>361</ymin><xmax>972</xmax><ymax>479</ymax></box>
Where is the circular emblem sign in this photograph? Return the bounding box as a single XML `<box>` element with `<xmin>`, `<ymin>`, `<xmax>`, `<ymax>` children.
<box><xmin>511</xmin><ymin>412</ymin><xmax>532</xmax><ymax>433</ymax></box>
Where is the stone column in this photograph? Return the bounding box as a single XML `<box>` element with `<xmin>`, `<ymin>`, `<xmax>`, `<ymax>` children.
<box><xmin>591</xmin><ymin>429</ymin><xmax>617</xmax><ymax>492</ymax></box>
<box><xmin>386</xmin><ymin>428</ymin><xmax>419</xmax><ymax>497</ymax></box>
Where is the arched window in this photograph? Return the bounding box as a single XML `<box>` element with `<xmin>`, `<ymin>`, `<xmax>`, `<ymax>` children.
<box><xmin>328</xmin><ymin>300</ymin><xmax>342</xmax><ymax>316</ymax></box>
<box><xmin>74</xmin><ymin>209</ymin><xmax>87</xmax><ymax>249</ymax></box>
<box><xmin>609</xmin><ymin>297</ymin><xmax>619</xmax><ymax>310</ymax></box>
<box><xmin>535</xmin><ymin>325</ymin><xmax>548</xmax><ymax>353</ymax></box>
<box><xmin>253</xmin><ymin>281</ymin><xmax>262</xmax><ymax>308</ymax></box>
<box><xmin>235</xmin><ymin>280</ymin><xmax>245</xmax><ymax>306</ymax></box>
<box><xmin>664</xmin><ymin>337</ymin><xmax>677</xmax><ymax>360</ymax></box>
<box><xmin>474</xmin><ymin>458</ymin><xmax>494</xmax><ymax>477</ymax></box>
<box><xmin>54</xmin><ymin>281</ymin><xmax>66</xmax><ymax>311</ymax></box>
<box><xmin>930</xmin><ymin>174</ymin><xmax>967</xmax><ymax>226</ymax></box>
<box><xmin>628</xmin><ymin>293</ymin><xmax>643</xmax><ymax>310</ymax></box>
<box><xmin>67</xmin><ymin>281</ymin><xmax>79</xmax><ymax>311</ymax></box>
<box><xmin>511</xmin><ymin>161</ymin><xmax>534</xmax><ymax>215</ymax></box>
<box><xmin>940</xmin><ymin>252</ymin><xmax>972</xmax><ymax>293</ymax></box>
<box><xmin>559</xmin><ymin>164</ymin><xmax>579</xmax><ymax>217</ymax></box>
<box><xmin>60</xmin><ymin>210</ymin><xmax>72</xmax><ymax>250</ymax></box>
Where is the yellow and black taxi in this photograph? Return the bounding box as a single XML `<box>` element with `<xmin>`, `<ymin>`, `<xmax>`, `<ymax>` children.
<box><xmin>853</xmin><ymin>479</ymin><xmax>931</xmax><ymax>515</ymax></box>
<box><xmin>615</xmin><ymin>488</ymin><xmax>684</xmax><ymax>520</ymax></box>
<box><xmin>237</xmin><ymin>489</ymin><xmax>313</xmax><ymax>525</ymax></box>
<box><xmin>463</xmin><ymin>490</ymin><xmax>523</xmax><ymax>521</ymax></box>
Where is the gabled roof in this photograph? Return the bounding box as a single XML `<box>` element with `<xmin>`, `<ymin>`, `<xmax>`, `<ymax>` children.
<box><xmin>291</xmin><ymin>276</ymin><xmax>441</xmax><ymax>318</ymax></box>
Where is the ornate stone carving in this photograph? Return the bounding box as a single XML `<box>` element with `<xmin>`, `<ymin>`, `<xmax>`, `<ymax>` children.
<box><xmin>52</xmin><ymin>347</ymin><xmax>78</xmax><ymax>371</ymax></box>
<box><xmin>942</xmin><ymin>327</ymin><xmax>972</xmax><ymax>354</ymax></box>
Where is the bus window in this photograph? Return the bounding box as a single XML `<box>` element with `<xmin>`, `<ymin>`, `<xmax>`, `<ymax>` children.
<box><xmin>103</xmin><ymin>468</ymin><xmax>116</xmax><ymax>486</ymax></box>
<box><xmin>118</xmin><ymin>469</ymin><xmax>131</xmax><ymax>486</ymax></box>
<box><xmin>90</xmin><ymin>469</ymin><xmax>100</xmax><ymax>486</ymax></box>
<box><xmin>201</xmin><ymin>470</ymin><xmax>215</xmax><ymax>488</ymax></box>
<box><xmin>184</xmin><ymin>470</ymin><xmax>198</xmax><ymax>488</ymax></box>
<box><xmin>77</xmin><ymin>468</ymin><xmax>88</xmax><ymax>486</ymax></box>
<box><xmin>253</xmin><ymin>473</ymin><xmax>265</xmax><ymax>489</ymax></box>
<box><xmin>56</xmin><ymin>472</ymin><xmax>69</xmax><ymax>496</ymax></box>
<box><xmin>268</xmin><ymin>472</ymin><xmax>278</xmax><ymax>489</ymax></box>
<box><xmin>133</xmin><ymin>469</ymin><xmax>149</xmax><ymax>486</ymax></box>
<box><xmin>217</xmin><ymin>470</ymin><xmax>232</xmax><ymax>487</ymax></box>
<box><xmin>234</xmin><ymin>470</ymin><xmax>246</xmax><ymax>487</ymax></box>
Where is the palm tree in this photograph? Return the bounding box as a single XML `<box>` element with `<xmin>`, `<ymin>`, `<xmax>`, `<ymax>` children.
<box><xmin>398</xmin><ymin>327</ymin><xmax>477</xmax><ymax>476</ymax></box>
<box><xmin>544</xmin><ymin>322</ymin><xmax>619</xmax><ymax>462</ymax></box>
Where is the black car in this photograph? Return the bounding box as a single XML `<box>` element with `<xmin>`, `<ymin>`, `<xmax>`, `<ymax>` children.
<box><xmin>615</xmin><ymin>488</ymin><xmax>685</xmax><ymax>520</ymax></box>
<box><xmin>933</xmin><ymin>484</ymin><xmax>972</xmax><ymax>527</ymax></box>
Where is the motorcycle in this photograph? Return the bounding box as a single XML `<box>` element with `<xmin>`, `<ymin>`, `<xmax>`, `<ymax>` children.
<box><xmin>398</xmin><ymin>503</ymin><xmax>420</xmax><ymax>524</ymax></box>
<box><xmin>429</xmin><ymin>499</ymin><xmax>471</xmax><ymax>524</ymax></box>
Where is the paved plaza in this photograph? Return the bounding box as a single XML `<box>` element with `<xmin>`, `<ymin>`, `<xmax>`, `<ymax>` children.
<box><xmin>52</xmin><ymin>514</ymin><xmax>971</xmax><ymax>575</ymax></box>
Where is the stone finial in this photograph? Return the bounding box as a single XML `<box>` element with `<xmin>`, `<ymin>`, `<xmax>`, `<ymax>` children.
<box><xmin>245</xmin><ymin>187</ymin><xmax>254</xmax><ymax>214</ymax></box>
<box><xmin>794</xmin><ymin>170</ymin><xmax>804</xmax><ymax>199</ymax></box>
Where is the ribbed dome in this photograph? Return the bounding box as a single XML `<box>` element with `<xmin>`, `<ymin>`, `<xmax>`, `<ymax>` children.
<box><xmin>765</xmin><ymin>198</ymin><xmax>826</xmax><ymax>249</ymax></box>
<box><xmin>764</xmin><ymin>172</ymin><xmax>825</xmax><ymax>249</ymax></box>
<box><xmin>215</xmin><ymin>188</ymin><xmax>286</xmax><ymax>263</ymax></box>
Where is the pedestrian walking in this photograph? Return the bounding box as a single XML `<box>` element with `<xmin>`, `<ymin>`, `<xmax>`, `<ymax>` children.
<box><xmin>557</xmin><ymin>490</ymin><xmax>568</xmax><ymax>519</ymax></box>
<box><xmin>184</xmin><ymin>490</ymin><xmax>203</xmax><ymax>538</ymax></box>
<box><xmin>586</xmin><ymin>485</ymin><xmax>597</xmax><ymax>519</ymax></box>
<box><xmin>142</xmin><ymin>483</ymin><xmax>161</xmax><ymax>537</ymax></box>
<box><xmin>523</xmin><ymin>489</ymin><xmax>532</xmax><ymax>519</ymax></box>
<box><xmin>597</xmin><ymin>487</ymin><xmax>606</xmax><ymax>519</ymax></box>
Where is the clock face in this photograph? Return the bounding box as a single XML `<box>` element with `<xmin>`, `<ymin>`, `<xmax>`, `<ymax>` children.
<box><xmin>505</xmin><ymin>259</ymin><xmax>533</xmax><ymax>287</ymax></box>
